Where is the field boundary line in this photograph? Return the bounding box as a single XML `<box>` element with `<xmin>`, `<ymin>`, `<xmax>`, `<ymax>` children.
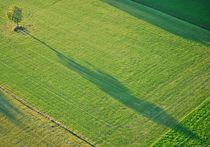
<box><xmin>134</xmin><ymin>1</ymin><xmax>210</xmax><ymax>31</ymax></box>
<box><xmin>150</xmin><ymin>97</ymin><xmax>210</xmax><ymax>147</ymax></box>
<box><xmin>127</xmin><ymin>0</ymin><xmax>210</xmax><ymax>32</ymax></box>
<box><xmin>0</xmin><ymin>85</ymin><xmax>96</xmax><ymax>147</ymax></box>
<box><xmin>0</xmin><ymin>60</ymin><xmax>113</xmax><ymax>128</ymax></box>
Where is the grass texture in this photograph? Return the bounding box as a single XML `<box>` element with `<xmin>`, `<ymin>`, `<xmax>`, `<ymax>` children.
<box><xmin>104</xmin><ymin>0</ymin><xmax>210</xmax><ymax>45</ymax></box>
<box><xmin>154</xmin><ymin>98</ymin><xmax>210</xmax><ymax>146</ymax></box>
<box><xmin>0</xmin><ymin>89</ymin><xmax>90</xmax><ymax>146</ymax></box>
<box><xmin>132</xmin><ymin>0</ymin><xmax>210</xmax><ymax>31</ymax></box>
<box><xmin>0</xmin><ymin>0</ymin><xmax>209</xmax><ymax>146</ymax></box>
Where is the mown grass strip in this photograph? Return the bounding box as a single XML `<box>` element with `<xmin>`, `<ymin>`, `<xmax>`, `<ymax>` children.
<box><xmin>104</xmin><ymin>0</ymin><xmax>210</xmax><ymax>46</ymax></box>
<box><xmin>153</xmin><ymin>98</ymin><xmax>210</xmax><ymax>146</ymax></box>
<box><xmin>1</xmin><ymin>0</ymin><xmax>209</xmax><ymax>146</ymax></box>
<box><xmin>132</xmin><ymin>0</ymin><xmax>210</xmax><ymax>31</ymax></box>
<box><xmin>0</xmin><ymin>85</ymin><xmax>95</xmax><ymax>146</ymax></box>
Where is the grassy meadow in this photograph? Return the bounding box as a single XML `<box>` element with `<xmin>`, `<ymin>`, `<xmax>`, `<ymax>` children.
<box><xmin>0</xmin><ymin>0</ymin><xmax>210</xmax><ymax>146</ymax></box>
<box><xmin>132</xmin><ymin>0</ymin><xmax>210</xmax><ymax>31</ymax></box>
<box><xmin>0</xmin><ymin>88</ymin><xmax>90</xmax><ymax>146</ymax></box>
<box><xmin>154</xmin><ymin>98</ymin><xmax>210</xmax><ymax>146</ymax></box>
<box><xmin>104</xmin><ymin>0</ymin><xmax>210</xmax><ymax>45</ymax></box>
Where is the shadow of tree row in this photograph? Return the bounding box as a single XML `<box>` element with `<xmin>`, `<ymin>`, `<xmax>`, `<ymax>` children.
<box><xmin>0</xmin><ymin>92</ymin><xmax>22</xmax><ymax>128</ymax></box>
<box><xmin>103</xmin><ymin>0</ymin><xmax>210</xmax><ymax>46</ymax></box>
<box><xmin>24</xmin><ymin>31</ymin><xmax>202</xmax><ymax>140</ymax></box>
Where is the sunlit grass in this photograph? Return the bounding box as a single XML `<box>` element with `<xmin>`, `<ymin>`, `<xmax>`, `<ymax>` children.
<box><xmin>0</xmin><ymin>0</ymin><xmax>209</xmax><ymax>146</ymax></box>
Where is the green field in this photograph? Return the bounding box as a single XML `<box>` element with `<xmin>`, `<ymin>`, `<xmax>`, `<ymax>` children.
<box><xmin>132</xmin><ymin>0</ymin><xmax>210</xmax><ymax>31</ymax></box>
<box><xmin>0</xmin><ymin>88</ymin><xmax>90</xmax><ymax>146</ymax></box>
<box><xmin>154</xmin><ymin>98</ymin><xmax>210</xmax><ymax>146</ymax></box>
<box><xmin>0</xmin><ymin>0</ymin><xmax>210</xmax><ymax>146</ymax></box>
<box><xmin>104</xmin><ymin>0</ymin><xmax>210</xmax><ymax>45</ymax></box>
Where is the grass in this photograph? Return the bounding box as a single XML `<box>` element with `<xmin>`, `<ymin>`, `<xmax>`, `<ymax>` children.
<box><xmin>0</xmin><ymin>0</ymin><xmax>210</xmax><ymax>146</ymax></box>
<box><xmin>0</xmin><ymin>88</ymin><xmax>90</xmax><ymax>146</ymax></box>
<box><xmin>104</xmin><ymin>0</ymin><xmax>210</xmax><ymax>46</ymax></box>
<box><xmin>154</xmin><ymin>98</ymin><xmax>210</xmax><ymax>146</ymax></box>
<box><xmin>132</xmin><ymin>0</ymin><xmax>210</xmax><ymax>31</ymax></box>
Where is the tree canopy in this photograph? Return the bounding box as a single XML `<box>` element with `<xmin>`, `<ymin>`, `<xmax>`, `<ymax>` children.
<box><xmin>7</xmin><ymin>6</ymin><xmax>23</xmax><ymax>26</ymax></box>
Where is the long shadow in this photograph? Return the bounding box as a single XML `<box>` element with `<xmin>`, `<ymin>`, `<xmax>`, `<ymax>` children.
<box><xmin>132</xmin><ymin>0</ymin><xmax>210</xmax><ymax>31</ymax></box>
<box><xmin>50</xmin><ymin>0</ymin><xmax>63</xmax><ymax>6</ymax></box>
<box><xmin>103</xmin><ymin>0</ymin><xmax>210</xmax><ymax>46</ymax></box>
<box><xmin>25</xmin><ymin>32</ymin><xmax>202</xmax><ymax>140</ymax></box>
<box><xmin>54</xmin><ymin>52</ymin><xmax>199</xmax><ymax>139</ymax></box>
<box><xmin>0</xmin><ymin>92</ymin><xmax>22</xmax><ymax>127</ymax></box>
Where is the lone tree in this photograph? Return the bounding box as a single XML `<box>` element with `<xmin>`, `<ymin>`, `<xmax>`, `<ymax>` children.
<box><xmin>7</xmin><ymin>6</ymin><xmax>23</xmax><ymax>28</ymax></box>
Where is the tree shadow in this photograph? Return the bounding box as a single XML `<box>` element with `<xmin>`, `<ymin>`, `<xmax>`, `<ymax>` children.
<box><xmin>51</xmin><ymin>0</ymin><xmax>63</xmax><ymax>6</ymax></box>
<box><xmin>0</xmin><ymin>92</ymin><xmax>22</xmax><ymax>128</ymax></box>
<box><xmin>131</xmin><ymin>0</ymin><xmax>210</xmax><ymax>31</ymax></box>
<box><xmin>14</xmin><ymin>26</ymin><xmax>30</xmax><ymax>36</ymax></box>
<box><xmin>103</xmin><ymin>0</ymin><xmax>210</xmax><ymax>46</ymax></box>
<box><xmin>53</xmin><ymin>50</ymin><xmax>200</xmax><ymax>140</ymax></box>
<box><xmin>24</xmin><ymin>31</ymin><xmax>203</xmax><ymax>141</ymax></box>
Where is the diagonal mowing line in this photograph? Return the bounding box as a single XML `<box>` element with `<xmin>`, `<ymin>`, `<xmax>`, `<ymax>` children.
<box><xmin>103</xmin><ymin>0</ymin><xmax>210</xmax><ymax>45</ymax></box>
<box><xmin>132</xmin><ymin>0</ymin><xmax>210</xmax><ymax>32</ymax></box>
<box><xmin>0</xmin><ymin>60</ymin><xmax>114</xmax><ymax>128</ymax></box>
<box><xmin>0</xmin><ymin>40</ymin><xmax>117</xmax><ymax>128</ymax></box>
<box><xmin>150</xmin><ymin>97</ymin><xmax>210</xmax><ymax>146</ymax></box>
<box><xmin>0</xmin><ymin>85</ymin><xmax>96</xmax><ymax>147</ymax></box>
<box><xmin>50</xmin><ymin>0</ymin><xmax>64</xmax><ymax>6</ymax></box>
<box><xmin>0</xmin><ymin>56</ymin><xmax>126</xmax><ymax>143</ymax></box>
